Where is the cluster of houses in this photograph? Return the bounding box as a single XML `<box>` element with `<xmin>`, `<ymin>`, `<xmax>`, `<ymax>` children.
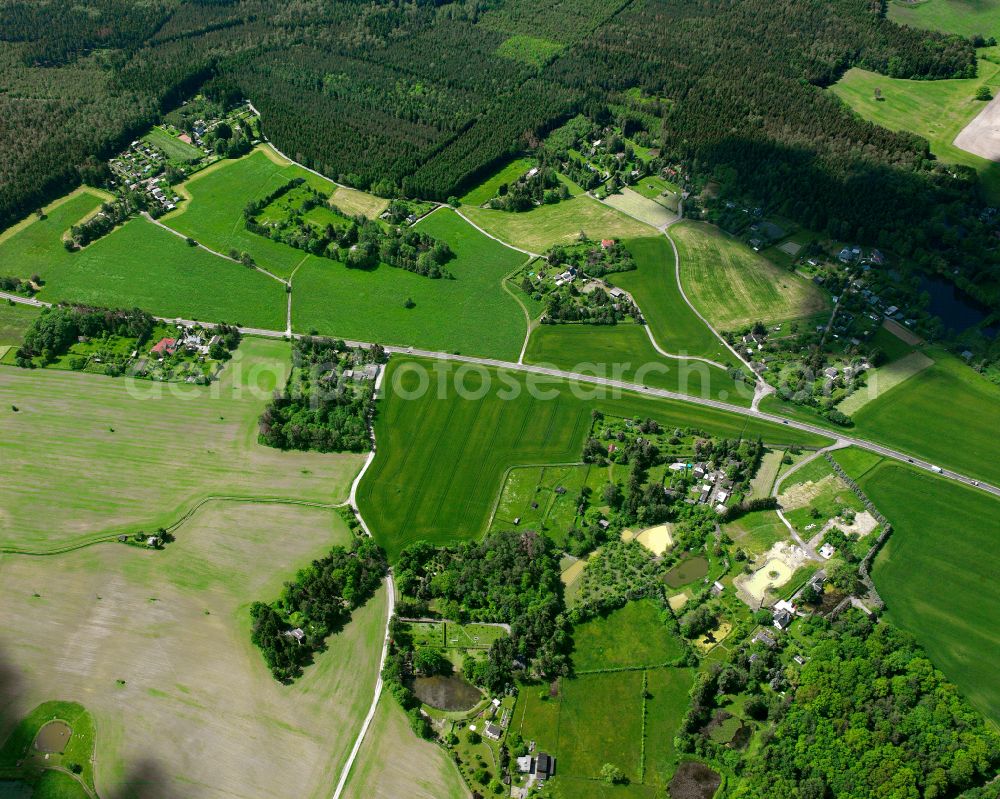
<box><xmin>149</xmin><ymin>326</ymin><xmax>222</xmax><ymax>361</ymax></box>
<box><xmin>109</xmin><ymin>140</ymin><xmax>182</xmax><ymax>212</ymax></box>
<box><xmin>515</xmin><ymin>750</ymin><xmax>556</xmax><ymax>794</ymax></box>
<box><xmin>667</xmin><ymin>461</ymin><xmax>733</xmax><ymax>513</ymax></box>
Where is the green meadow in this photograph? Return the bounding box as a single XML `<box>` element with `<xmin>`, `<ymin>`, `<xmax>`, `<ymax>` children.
<box><xmin>165</xmin><ymin>146</ymin><xmax>337</xmax><ymax>279</ymax></box>
<box><xmin>460</xmin><ymin>158</ymin><xmax>536</xmax><ymax>206</ymax></box>
<box><xmin>0</xmin><ymin>337</ymin><xmax>364</xmax><ymax>550</ymax></box>
<box><xmin>887</xmin><ymin>0</ymin><xmax>1000</xmax><ymax>38</ymax></box>
<box><xmin>830</xmin><ymin>60</ymin><xmax>1000</xmax><ymax>202</ymax></box>
<box><xmin>850</xmin><ymin>347</ymin><xmax>1000</xmax><ymax>485</ymax></box>
<box><xmin>523</xmin><ymin>323</ymin><xmax>754</xmax><ymax>407</ymax></box>
<box><xmin>609</xmin><ymin>236</ymin><xmax>731</xmax><ymax>363</ymax></box>
<box><xmin>461</xmin><ymin>196</ymin><xmax>658</xmax><ymax>253</ymax></box>
<box><xmin>571</xmin><ymin>600</ymin><xmax>685</xmax><ymax>671</ymax></box>
<box><xmin>513</xmin><ymin>599</ymin><xmax>695</xmax><ymax>795</ymax></box>
<box><xmin>356</xmin><ymin>357</ymin><xmax>831</xmax><ymax>560</ymax></box>
<box><xmin>859</xmin><ymin>462</ymin><xmax>1000</xmax><ymax>725</ymax></box>
<box><xmin>0</xmin><ymin>302</ymin><xmax>40</xmax><ymax>347</ymax></box>
<box><xmin>291</xmin><ymin>208</ymin><xmax>528</xmax><ymax>359</ymax></box>
<box><xmin>0</xmin><ymin>189</ymin><xmax>285</xmax><ymax>329</ymax></box>
<box><xmin>672</xmin><ymin>221</ymin><xmax>829</xmax><ymax>330</ymax></box>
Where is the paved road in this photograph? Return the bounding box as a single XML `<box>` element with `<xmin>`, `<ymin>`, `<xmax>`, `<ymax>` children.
<box><xmin>3</xmin><ymin>290</ymin><xmax>996</xmax><ymax>498</ymax></box>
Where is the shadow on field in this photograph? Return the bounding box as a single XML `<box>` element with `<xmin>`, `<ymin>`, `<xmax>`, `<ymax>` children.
<box><xmin>104</xmin><ymin>759</ymin><xmax>184</xmax><ymax>799</ymax></box>
<box><xmin>0</xmin><ymin>643</ymin><xmax>25</xmax><ymax>741</ymax></box>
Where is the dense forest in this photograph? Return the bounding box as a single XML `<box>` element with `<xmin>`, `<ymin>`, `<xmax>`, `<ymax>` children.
<box><xmin>1</xmin><ymin>0</ymin><xmax>998</xmax><ymax>308</ymax></box>
<box><xmin>728</xmin><ymin>613</ymin><xmax>1000</xmax><ymax>799</ymax></box>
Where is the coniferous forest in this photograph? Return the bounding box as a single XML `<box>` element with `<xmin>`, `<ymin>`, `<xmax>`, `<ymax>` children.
<box><xmin>1</xmin><ymin>0</ymin><xmax>998</xmax><ymax>307</ymax></box>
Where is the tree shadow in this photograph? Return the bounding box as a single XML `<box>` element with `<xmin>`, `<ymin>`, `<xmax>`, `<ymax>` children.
<box><xmin>102</xmin><ymin>758</ymin><xmax>183</xmax><ymax>799</ymax></box>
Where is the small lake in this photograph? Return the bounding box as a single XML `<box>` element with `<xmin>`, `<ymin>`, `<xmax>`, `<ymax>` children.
<box><xmin>412</xmin><ymin>675</ymin><xmax>482</xmax><ymax>711</ymax></box>
<box><xmin>662</xmin><ymin>555</ymin><xmax>710</xmax><ymax>588</ymax></box>
<box><xmin>0</xmin><ymin>782</ymin><xmax>33</xmax><ymax>799</ymax></box>
<box><xmin>920</xmin><ymin>275</ymin><xmax>996</xmax><ymax>336</ymax></box>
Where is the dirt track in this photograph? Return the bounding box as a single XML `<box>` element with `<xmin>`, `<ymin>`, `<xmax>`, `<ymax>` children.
<box><xmin>954</xmin><ymin>93</ymin><xmax>1000</xmax><ymax>160</ymax></box>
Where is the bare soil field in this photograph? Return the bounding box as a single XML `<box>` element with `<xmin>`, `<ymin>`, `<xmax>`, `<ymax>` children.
<box><xmin>0</xmin><ymin>501</ymin><xmax>387</xmax><ymax>799</ymax></box>
<box><xmin>954</xmin><ymin>91</ymin><xmax>1000</xmax><ymax>161</ymax></box>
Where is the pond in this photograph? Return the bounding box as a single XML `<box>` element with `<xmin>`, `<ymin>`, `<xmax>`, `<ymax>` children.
<box><xmin>920</xmin><ymin>275</ymin><xmax>996</xmax><ymax>336</ymax></box>
<box><xmin>668</xmin><ymin>761</ymin><xmax>722</xmax><ymax>799</ymax></box>
<box><xmin>0</xmin><ymin>781</ymin><xmax>33</xmax><ymax>799</ymax></box>
<box><xmin>412</xmin><ymin>675</ymin><xmax>482</xmax><ymax>712</ymax></box>
<box><xmin>34</xmin><ymin>720</ymin><xmax>72</xmax><ymax>754</ymax></box>
<box><xmin>662</xmin><ymin>555</ymin><xmax>710</xmax><ymax>588</ymax></box>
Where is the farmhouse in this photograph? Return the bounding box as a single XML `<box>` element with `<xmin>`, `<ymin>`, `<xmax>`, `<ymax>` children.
<box><xmin>753</xmin><ymin>629</ymin><xmax>777</xmax><ymax>647</ymax></box>
<box><xmin>484</xmin><ymin>722</ymin><xmax>502</xmax><ymax>741</ymax></box>
<box><xmin>283</xmin><ymin>628</ymin><xmax>306</xmax><ymax>643</ymax></box>
<box><xmin>151</xmin><ymin>337</ymin><xmax>177</xmax><ymax>357</ymax></box>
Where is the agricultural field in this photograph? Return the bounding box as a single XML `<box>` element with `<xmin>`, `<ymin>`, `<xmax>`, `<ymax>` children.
<box><xmin>291</xmin><ymin>208</ymin><xmax>528</xmax><ymax>360</ymax></box>
<box><xmin>830</xmin><ymin>59</ymin><xmax>1000</xmax><ymax>201</ymax></box>
<box><xmin>777</xmin><ymin>458</ymin><xmax>865</xmax><ymax>534</ymax></box>
<box><xmin>165</xmin><ymin>146</ymin><xmax>337</xmax><ymax>279</ymax></box>
<box><xmin>341</xmin><ymin>697</ymin><xmax>468</xmax><ymax>799</ymax></box>
<box><xmin>748</xmin><ymin>449</ymin><xmax>784</xmax><ymax>498</ymax></box>
<box><xmin>601</xmin><ymin>188</ymin><xmax>675</xmax><ymax>228</ymax></box>
<box><xmin>461</xmin><ymin>196</ymin><xmax>658</xmax><ymax>253</ymax></box>
<box><xmin>887</xmin><ymin>0</ymin><xmax>1000</xmax><ymax>38</ymax></box>
<box><xmin>523</xmin><ymin>324</ymin><xmax>754</xmax><ymax>406</ymax></box>
<box><xmin>0</xmin><ymin>190</ymin><xmax>285</xmax><ymax>329</ymax></box>
<box><xmin>356</xmin><ymin>357</ymin><xmax>831</xmax><ymax>560</ymax></box>
<box><xmin>514</xmin><ymin>642</ymin><xmax>694</xmax><ymax>796</ymax></box>
<box><xmin>0</xmin><ymin>337</ymin><xmax>364</xmax><ymax>550</ymax></box>
<box><xmin>672</xmin><ymin>221</ymin><xmax>830</xmax><ymax>330</ymax></box>
<box><xmin>571</xmin><ymin>600</ymin><xmax>685</xmax><ymax>671</ymax></box>
<box><xmin>609</xmin><ymin>237</ymin><xmax>731</xmax><ymax>363</ymax></box>
<box><xmin>850</xmin><ymin>347</ymin><xmax>1000</xmax><ymax>485</ymax></box>
<box><xmin>858</xmin><ymin>463</ymin><xmax>1000</xmax><ymax>725</ymax></box>
<box><xmin>0</xmin><ymin>501</ymin><xmax>388</xmax><ymax>799</ymax></box>
<box><xmin>837</xmin><ymin>350</ymin><xmax>933</xmax><ymax>415</ymax></box>
<box><xmin>0</xmin><ymin>302</ymin><xmax>39</xmax><ymax>348</ymax></box>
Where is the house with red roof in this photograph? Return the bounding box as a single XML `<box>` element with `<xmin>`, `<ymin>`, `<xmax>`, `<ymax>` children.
<box><xmin>151</xmin><ymin>337</ymin><xmax>177</xmax><ymax>358</ymax></box>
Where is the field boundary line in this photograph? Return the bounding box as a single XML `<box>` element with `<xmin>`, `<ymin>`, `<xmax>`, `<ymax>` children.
<box><xmin>452</xmin><ymin>207</ymin><xmax>542</xmax><ymax>258</ymax></box>
<box><xmin>0</xmin><ymin>495</ymin><xmax>350</xmax><ymax>557</ymax></box>
<box><xmin>501</xmin><ymin>257</ymin><xmax>537</xmax><ymax>364</ymax></box>
<box><xmin>140</xmin><ymin>212</ymin><xmax>290</xmax><ymax>286</ymax></box>
<box><xmin>333</xmin><ymin>364</ymin><xmax>405</xmax><ymax>799</ymax></box>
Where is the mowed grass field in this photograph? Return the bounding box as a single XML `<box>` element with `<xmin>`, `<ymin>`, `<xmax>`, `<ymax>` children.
<box><xmin>0</xmin><ymin>337</ymin><xmax>364</xmax><ymax>550</ymax></box>
<box><xmin>0</xmin><ymin>500</ymin><xmax>388</xmax><ymax>799</ymax></box>
<box><xmin>459</xmin><ymin>157</ymin><xmax>535</xmax><ymax>206</ymax></box>
<box><xmin>357</xmin><ymin>357</ymin><xmax>831</xmax><ymax>560</ymax></box>
<box><xmin>523</xmin><ymin>324</ymin><xmax>754</xmax><ymax>407</ymax></box>
<box><xmin>601</xmin><ymin>188</ymin><xmax>675</xmax><ymax>228</ymax></box>
<box><xmin>330</xmin><ymin>185</ymin><xmax>390</xmax><ymax>218</ymax></box>
<box><xmin>850</xmin><ymin>347</ymin><xmax>1000</xmax><ymax>485</ymax></box>
<box><xmin>341</xmin><ymin>697</ymin><xmax>468</xmax><ymax>799</ymax></box>
<box><xmin>888</xmin><ymin>0</ymin><xmax>1000</xmax><ymax>38</ymax></box>
<box><xmin>143</xmin><ymin>126</ymin><xmax>203</xmax><ymax>161</ymax></box>
<box><xmin>165</xmin><ymin>146</ymin><xmax>338</xmax><ymax>279</ymax></box>
<box><xmin>858</xmin><ymin>463</ymin><xmax>1000</xmax><ymax>725</ymax></box>
<box><xmin>292</xmin><ymin>208</ymin><xmax>528</xmax><ymax>359</ymax></box>
<box><xmin>571</xmin><ymin>600</ymin><xmax>685</xmax><ymax>671</ymax></box>
<box><xmin>0</xmin><ymin>302</ymin><xmax>39</xmax><ymax>347</ymax></box>
<box><xmin>610</xmin><ymin>237</ymin><xmax>731</xmax><ymax>363</ymax></box>
<box><xmin>830</xmin><ymin>60</ymin><xmax>1000</xmax><ymax>202</ymax></box>
<box><xmin>0</xmin><ymin>190</ymin><xmax>285</xmax><ymax>329</ymax></box>
<box><xmin>672</xmin><ymin>221</ymin><xmax>829</xmax><ymax>330</ymax></box>
<box><xmin>461</xmin><ymin>195</ymin><xmax>658</xmax><ymax>253</ymax></box>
